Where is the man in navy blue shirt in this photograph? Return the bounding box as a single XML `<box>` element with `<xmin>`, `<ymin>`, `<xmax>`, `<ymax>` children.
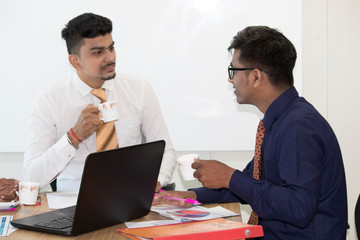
<box><xmin>154</xmin><ymin>26</ymin><xmax>348</xmax><ymax>239</ymax></box>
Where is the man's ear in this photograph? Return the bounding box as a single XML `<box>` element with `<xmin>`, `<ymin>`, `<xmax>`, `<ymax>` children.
<box><xmin>251</xmin><ymin>69</ymin><xmax>263</xmax><ymax>88</ymax></box>
<box><xmin>68</xmin><ymin>54</ymin><xmax>82</xmax><ymax>70</ymax></box>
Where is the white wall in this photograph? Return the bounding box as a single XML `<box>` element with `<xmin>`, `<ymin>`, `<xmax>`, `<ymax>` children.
<box><xmin>303</xmin><ymin>0</ymin><xmax>360</xmax><ymax>239</ymax></box>
<box><xmin>1</xmin><ymin>0</ymin><xmax>359</xmax><ymax>239</ymax></box>
<box><xmin>328</xmin><ymin>0</ymin><xmax>360</xmax><ymax>239</ymax></box>
<box><xmin>0</xmin><ymin>0</ymin><xmax>302</xmax><ymax>152</ymax></box>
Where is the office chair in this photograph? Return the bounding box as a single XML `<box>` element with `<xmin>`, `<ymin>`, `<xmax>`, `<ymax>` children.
<box><xmin>161</xmin><ymin>182</ymin><xmax>176</xmax><ymax>191</ymax></box>
<box><xmin>50</xmin><ymin>179</ymin><xmax>57</xmax><ymax>191</ymax></box>
<box><xmin>355</xmin><ymin>194</ymin><xmax>360</xmax><ymax>239</ymax></box>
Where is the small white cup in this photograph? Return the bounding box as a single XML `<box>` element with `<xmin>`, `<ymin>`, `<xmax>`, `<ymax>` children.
<box><xmin>177</xmin><ymin>154</ymin><xmax>199</xmax><ymax>181</ymax></box>
<box><xmin>19</xmin><ymin>181</ymin><xmax>40</xmax><ymax>205</ymax></box>
<box><xmin>97</xmin><ymin>100</ymin><xmax>119</xmax><ymax>123</ymax></box>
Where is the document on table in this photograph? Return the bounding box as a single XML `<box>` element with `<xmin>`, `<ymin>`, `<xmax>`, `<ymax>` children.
<box><xmin>124</xmin><ymin>205</ymin><xmax>240</xmax><ymax>229</ymax></box>
<box><xmin>46</xmin><ymin>192</ymin><xmax>78</xmax><ymax>209</ymax></box>
<box><xmin>125</xmin><ymin>220</ymin><xmax>178</xmax><ymax>229</ymax></box>
<box><xmin>151</xmin><ymin>205</ymin><xmax>240</xmax><ymax>222</ymax></box>
<box><xmin>1</xmin><ymin>216</ymin><xmax>17</xmax><ymax>236</ymax></box>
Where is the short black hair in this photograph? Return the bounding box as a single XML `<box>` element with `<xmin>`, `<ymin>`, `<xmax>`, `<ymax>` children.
<box><xmin>228</xmin><ymin>26</ymin><xmax>297</xmax><ymax>87</ymax></box>
<box><xmin>61</xmin><ymin>13</ymin><xmax>112</xmax><ymax>55</ymax></box>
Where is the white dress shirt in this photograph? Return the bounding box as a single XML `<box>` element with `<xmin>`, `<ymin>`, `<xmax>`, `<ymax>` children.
<box><xmin>24</xmin><ymin>72</ymin><xmax>176</xmax><ymax>191</ymax></box>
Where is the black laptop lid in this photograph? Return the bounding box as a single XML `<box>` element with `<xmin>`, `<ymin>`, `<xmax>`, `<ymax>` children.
<box><xmin>72</xmin><ymin>140</ymin><xmax>165</xmax><ymax>235</ymax></box>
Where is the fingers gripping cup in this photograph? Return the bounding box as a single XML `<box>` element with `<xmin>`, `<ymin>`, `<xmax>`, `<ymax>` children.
<box><xmin>177</xmin><ymin>154</ymin><xmax>199</xmax><ymax>180</ymax></box>
<box><xmin>97</xmin><ymin>100</ymin><xmax>119</xmax><ymax>123</ymax></box>
<box><xmin>19</xmin><ymin>182</ymin><xmax>40</xmax><ymax>205</ymax></box>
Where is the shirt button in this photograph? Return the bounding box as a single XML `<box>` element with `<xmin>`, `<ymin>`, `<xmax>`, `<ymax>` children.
<box><xmin>68</xmin><ymin>154</ymin><xmax>72</xmax><ymax>158</ymax></box>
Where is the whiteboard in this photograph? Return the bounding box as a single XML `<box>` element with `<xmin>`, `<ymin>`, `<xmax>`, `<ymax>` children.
<box><xmin>0</xmin><ymin>0</ymin><xmax>302</xmax><ymax>152</ymax></box>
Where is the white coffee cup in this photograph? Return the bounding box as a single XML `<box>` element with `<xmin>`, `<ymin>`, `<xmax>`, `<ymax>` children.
<box><xmin>97</xmin><ymin>100</ymin><xmax>119</xmax><ymax>123</ymax></box>
<box><xmin>19</xmin><ymin>181</ymin><xmax>40</xmax><ymax>205</ymax></box>
<box><xmin>177</xmin><ymin>154</ymin><xmax>199</xmax><ymax>181</ymax></box>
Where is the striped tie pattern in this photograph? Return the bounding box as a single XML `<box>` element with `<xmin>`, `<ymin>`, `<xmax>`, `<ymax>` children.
<box><xmin>91</xmin><ymin>88</ymin><xmax>118</xmax><ymax>151</ymax></box>
<box><xmin>247</xmin><ymin>120</ymin><xmax>265</xmax><ymax>225</ymax></box>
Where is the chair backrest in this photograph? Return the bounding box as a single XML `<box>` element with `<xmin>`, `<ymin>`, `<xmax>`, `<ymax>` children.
<box><xmin>355</xmin><ymin>194</ymin><xmax>360</xmax><ymax>239</ymax></box>
<box><xmin>162</xmin><ymin>182</ymin><xmax>175</xmax><ymax>191</ymax></box>
<box><xmin>50</xmin><ymin>179</ymin><xmax>57</xmax><ymax>191</ymax></box>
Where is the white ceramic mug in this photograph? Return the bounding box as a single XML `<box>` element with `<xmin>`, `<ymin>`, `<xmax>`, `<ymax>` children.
<box><xmin>97</xmin><ymin>100</ymin><xmax>119</xmax><ymax>123</ymax></box>
<box><xmin>177</xmin><ymin>154</ymin><xmax>199</xmax><ymax>180</ymax></box>
<box><xmin>19</xmin><ymin>181</ymin><xmax>40</xmax><ymax>205</ymax></box>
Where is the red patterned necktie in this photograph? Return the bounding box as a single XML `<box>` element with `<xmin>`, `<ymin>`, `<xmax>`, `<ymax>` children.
<box><xmin>91</xmin><ymin>88</ymin><xmax>119</xmax><ymax>151</ymax></box>
<box><xmin>247</xmin><ymin>120</ymin><xmax>265</xmax><ymax>225</ymax></box>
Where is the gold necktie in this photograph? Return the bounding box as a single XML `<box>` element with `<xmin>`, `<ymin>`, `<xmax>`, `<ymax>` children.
<box><xmin>247</xmin><ymin>120</ymin><xmax>265</xmax><ymax>225</ymax></box>
<box><xmin>91</xmin><ymin>88</ymin><xmax>118</xmax><ymax>151</ymax></box>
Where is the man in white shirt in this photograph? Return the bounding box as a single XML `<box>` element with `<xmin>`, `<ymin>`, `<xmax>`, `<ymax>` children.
<box><xmin>23</xmin><ymin>13</ymin><xmax>176</xmax><ymax>192</ymax></box>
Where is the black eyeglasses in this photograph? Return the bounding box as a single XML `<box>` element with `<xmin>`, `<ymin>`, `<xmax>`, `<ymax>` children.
<box><xmin>228</xmin><ymin>65</ymin><xmax>271</xmax><ymax>79</ymax></box>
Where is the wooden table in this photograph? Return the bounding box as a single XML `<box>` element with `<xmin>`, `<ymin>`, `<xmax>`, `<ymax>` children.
<box><xmin>1</xmin><ymin>193</ymin><xmax>242</xmax><ymax>239</ymax></box>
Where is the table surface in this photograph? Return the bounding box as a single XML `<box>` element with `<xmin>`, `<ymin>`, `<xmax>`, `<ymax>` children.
<box><xmin>1</xmin><ymin>193</ymin><xmax>242</xmax><ymax>239</ymax></box>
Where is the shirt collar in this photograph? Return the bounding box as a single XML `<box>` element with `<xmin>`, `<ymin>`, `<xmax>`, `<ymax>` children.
<box><xmin>72</xmin><ymin>72</ymin><xmax>115</xmax><ymax>96</ymax></box>
<box><xmin>263</xmin><ymin>86</ymin><xmax>299</xmax><ymax>130</ymax></box>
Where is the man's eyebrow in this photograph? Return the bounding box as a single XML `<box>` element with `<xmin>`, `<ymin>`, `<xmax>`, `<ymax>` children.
<box><xmin>90</xmin><ymin>41</ymin><xmax>115</xmax><ymax>51</ymax></box>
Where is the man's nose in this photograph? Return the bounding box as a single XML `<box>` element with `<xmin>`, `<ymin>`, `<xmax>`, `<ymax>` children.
<box><xmin>104</xmin><ymin>48</ymin><xmax>115</xmax><ymax>61</ymax></box>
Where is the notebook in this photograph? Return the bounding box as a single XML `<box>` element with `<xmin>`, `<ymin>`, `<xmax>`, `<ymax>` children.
<box><xmin>11</xmin><ymin>140</ymin><xmax>165</xmax><ymax>236</ymax></box>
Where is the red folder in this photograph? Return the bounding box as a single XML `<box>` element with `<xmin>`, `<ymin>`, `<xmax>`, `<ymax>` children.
<box><xmin>117</xmin><ymin>218</ymin><xmax>263</xmax><ymax>240</ymax></box>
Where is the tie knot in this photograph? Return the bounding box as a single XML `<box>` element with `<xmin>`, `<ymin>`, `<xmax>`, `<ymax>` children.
<box><xmin>91</xmin><ymin>88</ymin><xmax>106</xmax><ymax>103</ymax></box>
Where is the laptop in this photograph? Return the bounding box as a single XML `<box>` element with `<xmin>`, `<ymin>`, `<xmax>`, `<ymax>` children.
<box><xmin>11</xmin><ymin>140</ymin><xmax>165</xmax><ymax>236</ymax></box>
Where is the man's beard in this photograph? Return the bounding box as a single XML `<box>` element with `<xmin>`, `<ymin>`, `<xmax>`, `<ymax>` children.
<box><xmin>101</xmin><ymin>72</ymin><xmax>116</xmax><ymax>80</ymax></box>
<box><xmin>101</xmin><ymin>62</ymin><xmax>116</xmax><ymax>80</ymax></box>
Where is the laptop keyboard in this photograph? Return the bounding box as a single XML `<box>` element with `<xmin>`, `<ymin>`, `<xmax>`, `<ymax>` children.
<box><xmin>35</xmin><ymin>216</ymin><xmax>74</xmax><ymax>230</ymax></box>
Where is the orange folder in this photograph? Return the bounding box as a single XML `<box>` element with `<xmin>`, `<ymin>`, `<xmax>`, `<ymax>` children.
<box><xmin>117</xmin><ymin>218</ymin><xmax>263</xmax><ymax>240</ymax></box>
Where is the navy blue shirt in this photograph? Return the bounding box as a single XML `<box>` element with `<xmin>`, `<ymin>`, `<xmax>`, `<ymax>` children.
<box><xmin>192</xmin><ymin>87</ymin><xmax>347</xmax><ymax>239</ymax></box>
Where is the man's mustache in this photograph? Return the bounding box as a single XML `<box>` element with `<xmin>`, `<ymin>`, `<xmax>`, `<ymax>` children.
<box><xmin>102</xmin><ymin>62</ymin><xmax>116</xmax><ymax>69</ymax></box>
